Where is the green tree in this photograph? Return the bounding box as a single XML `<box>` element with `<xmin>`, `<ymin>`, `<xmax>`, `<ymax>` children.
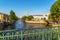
<box><xmin>50</xmin><ymin>0</ymin><xmax>60</xmax><ymax>20</ymax></box>
<box><xmin>21</xmin><ymin>16</ymin><xmax>27</xmax><ymax>21</ymax></box>
<box><xmin>21</xmin><ymin>15</ymin><xmax>34</xmax><ymax>21</ymax></box>
<box><xmin>27</xmin><ymin>15</ymin><xmax>34</xmax><ymax>20</ymax></box>
<box><xmin>9</xmin><ymin>10</ymin><xmax>18</xmax><ymax>20</ymax></box>
<box><xmin>43</xmin><ymin>17</ymin><xmax>46</xmax><ymax>21</ymax></box>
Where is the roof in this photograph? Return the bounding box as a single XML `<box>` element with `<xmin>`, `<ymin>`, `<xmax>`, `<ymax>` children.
<box><xmin>33</xmin><ymin>15</ymin><xmax>43</xmax><ymax>16</ymax></box>
<box><xmin>0</xmin><ymin>12</ymin><xmax>9</xmax><ymax>16</ymax></box>
<box><xmin>30</xmin><ymin>14</ymin><xmax>48</xmax><ymax>16</ymax></box>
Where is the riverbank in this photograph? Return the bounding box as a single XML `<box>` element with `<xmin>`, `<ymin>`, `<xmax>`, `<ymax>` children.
<box><xmin>25</xmin><ymin>20</ymin><xmax>60</xmax><ymax>28</ymax></box>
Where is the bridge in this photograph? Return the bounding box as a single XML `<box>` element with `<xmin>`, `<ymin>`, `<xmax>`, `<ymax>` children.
<box><xmin>0</xmin><ymin>27</ymin><xmax>60</xmax><ymax>40</ymax></box>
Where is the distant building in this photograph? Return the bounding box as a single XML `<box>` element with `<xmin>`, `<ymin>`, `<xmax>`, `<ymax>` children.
<box><xmin>31</xmin><ymin>12</ymin><xmax>50</xmax><ymax>21</ymax></box>
<box><xmin>32</xmin><ymin>14</ymin><xmax>49</xmax><ymax>20</ymax></box>
<box><xmin>0</xmin><ymin>13</ymin><xmax>9</xmax><ymax>22</ymax></box>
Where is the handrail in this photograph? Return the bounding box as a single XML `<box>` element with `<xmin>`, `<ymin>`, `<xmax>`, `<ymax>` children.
<box><xmin>0</xmin><ymin>26</ymin><xmax>59</xmax><ymax>40</ymax></box>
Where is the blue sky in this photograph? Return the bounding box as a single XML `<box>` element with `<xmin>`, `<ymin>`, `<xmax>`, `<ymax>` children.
<box><xmin>0</xmin><ymin>0</ymin><xmax>56</xmax><ymax>17</ymax></box>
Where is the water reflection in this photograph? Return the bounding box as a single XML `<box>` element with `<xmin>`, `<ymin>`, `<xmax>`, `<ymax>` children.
<box><xmin>5</xmin><ymin>20</ymin><xmax>47</xmax><ymax>30</ymax></box>
<box><xmin>5</xmin><ymin>20</ymin><xmax>26</xmax><ymax>30</ymax></box>
<box><xmin>15</xmin><ymin>20</ymin><xmax>26</xmax><ymax>30</ymax></box>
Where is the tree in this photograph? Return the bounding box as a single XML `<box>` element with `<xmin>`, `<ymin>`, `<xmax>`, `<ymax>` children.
<box><xmin>50</xmin><ymin>0</ymin><xmax>60</xmax><ymax>20</ymax></box>
<box><xmin>21</xmin><ymin>15</ymin><xmax>34</xmax><ymax>21</ymax></box>
<box><xmin>43</xmin><ymin>17</ymin><xmax>46</xmax><ymax>20</ymax></box>
<box><xmin>9</xmin><ymin>10</ymin><xmax>18</xmax><ymax>20</ymax></box>
<box><xmin>27</xmin><ymin>15</ymin><xmax>34</xmax><ymax>20</ymax></box>
<box><xmin>21</xmin><ymin>16</ymin><xmax>27</xmax><ymax>21</ymax></box>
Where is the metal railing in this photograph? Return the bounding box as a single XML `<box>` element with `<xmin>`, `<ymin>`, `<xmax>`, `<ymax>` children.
<box><xmin>0</xmin><ymin>27</ymin><xmax>60</xmax><ymax>40</ymax></box>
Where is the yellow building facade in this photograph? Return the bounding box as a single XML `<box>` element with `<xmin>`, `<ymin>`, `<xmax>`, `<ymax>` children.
<box><xmin>0</xmin><ymin>13</ymin><xmax>9</xmax><ymax>22</ymax></box>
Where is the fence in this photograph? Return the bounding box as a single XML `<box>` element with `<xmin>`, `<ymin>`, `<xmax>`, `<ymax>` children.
<box><xmin>0</xmin><ymin>27</ymin><xmax>60</xmax><ymax>40</ymax></box>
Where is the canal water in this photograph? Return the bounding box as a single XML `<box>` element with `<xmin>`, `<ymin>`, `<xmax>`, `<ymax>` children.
<box><xmin>5</xmin><ymin>20</ymin><xmax>26</xmax><ymax>30</ymax></box>
<box><xmin>15</xmin><ymin>20</ymin><xmax>26</xmax><ymax>29</ymax></box>
<box><xmin>5</xmin><ymin>20</ymin><xmax>48</xmax><ymax>30</ymax></box>
<box><xmin>6</xmin><ymin>20</ymin><xmax>41</xmax><ymax>30</ymax></box>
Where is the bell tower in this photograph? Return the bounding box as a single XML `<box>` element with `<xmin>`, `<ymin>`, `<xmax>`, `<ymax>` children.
<box><xmin>26</xmin><ymin>9</ymin><xmax>28</xmax><ymax>16</ymax></box>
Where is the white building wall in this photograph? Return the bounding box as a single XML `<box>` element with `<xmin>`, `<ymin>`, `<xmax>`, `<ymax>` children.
<box><xmin>33</xmin><ymin>14</ymin><xmax>49</xmax><ymax>20</ymax></box>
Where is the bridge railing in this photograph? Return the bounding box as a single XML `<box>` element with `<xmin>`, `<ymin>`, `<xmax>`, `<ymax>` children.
<box><xmin>0</xmin><ymin>27</ymin><xmax>59</xmax><ymax>40</ymax></box>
